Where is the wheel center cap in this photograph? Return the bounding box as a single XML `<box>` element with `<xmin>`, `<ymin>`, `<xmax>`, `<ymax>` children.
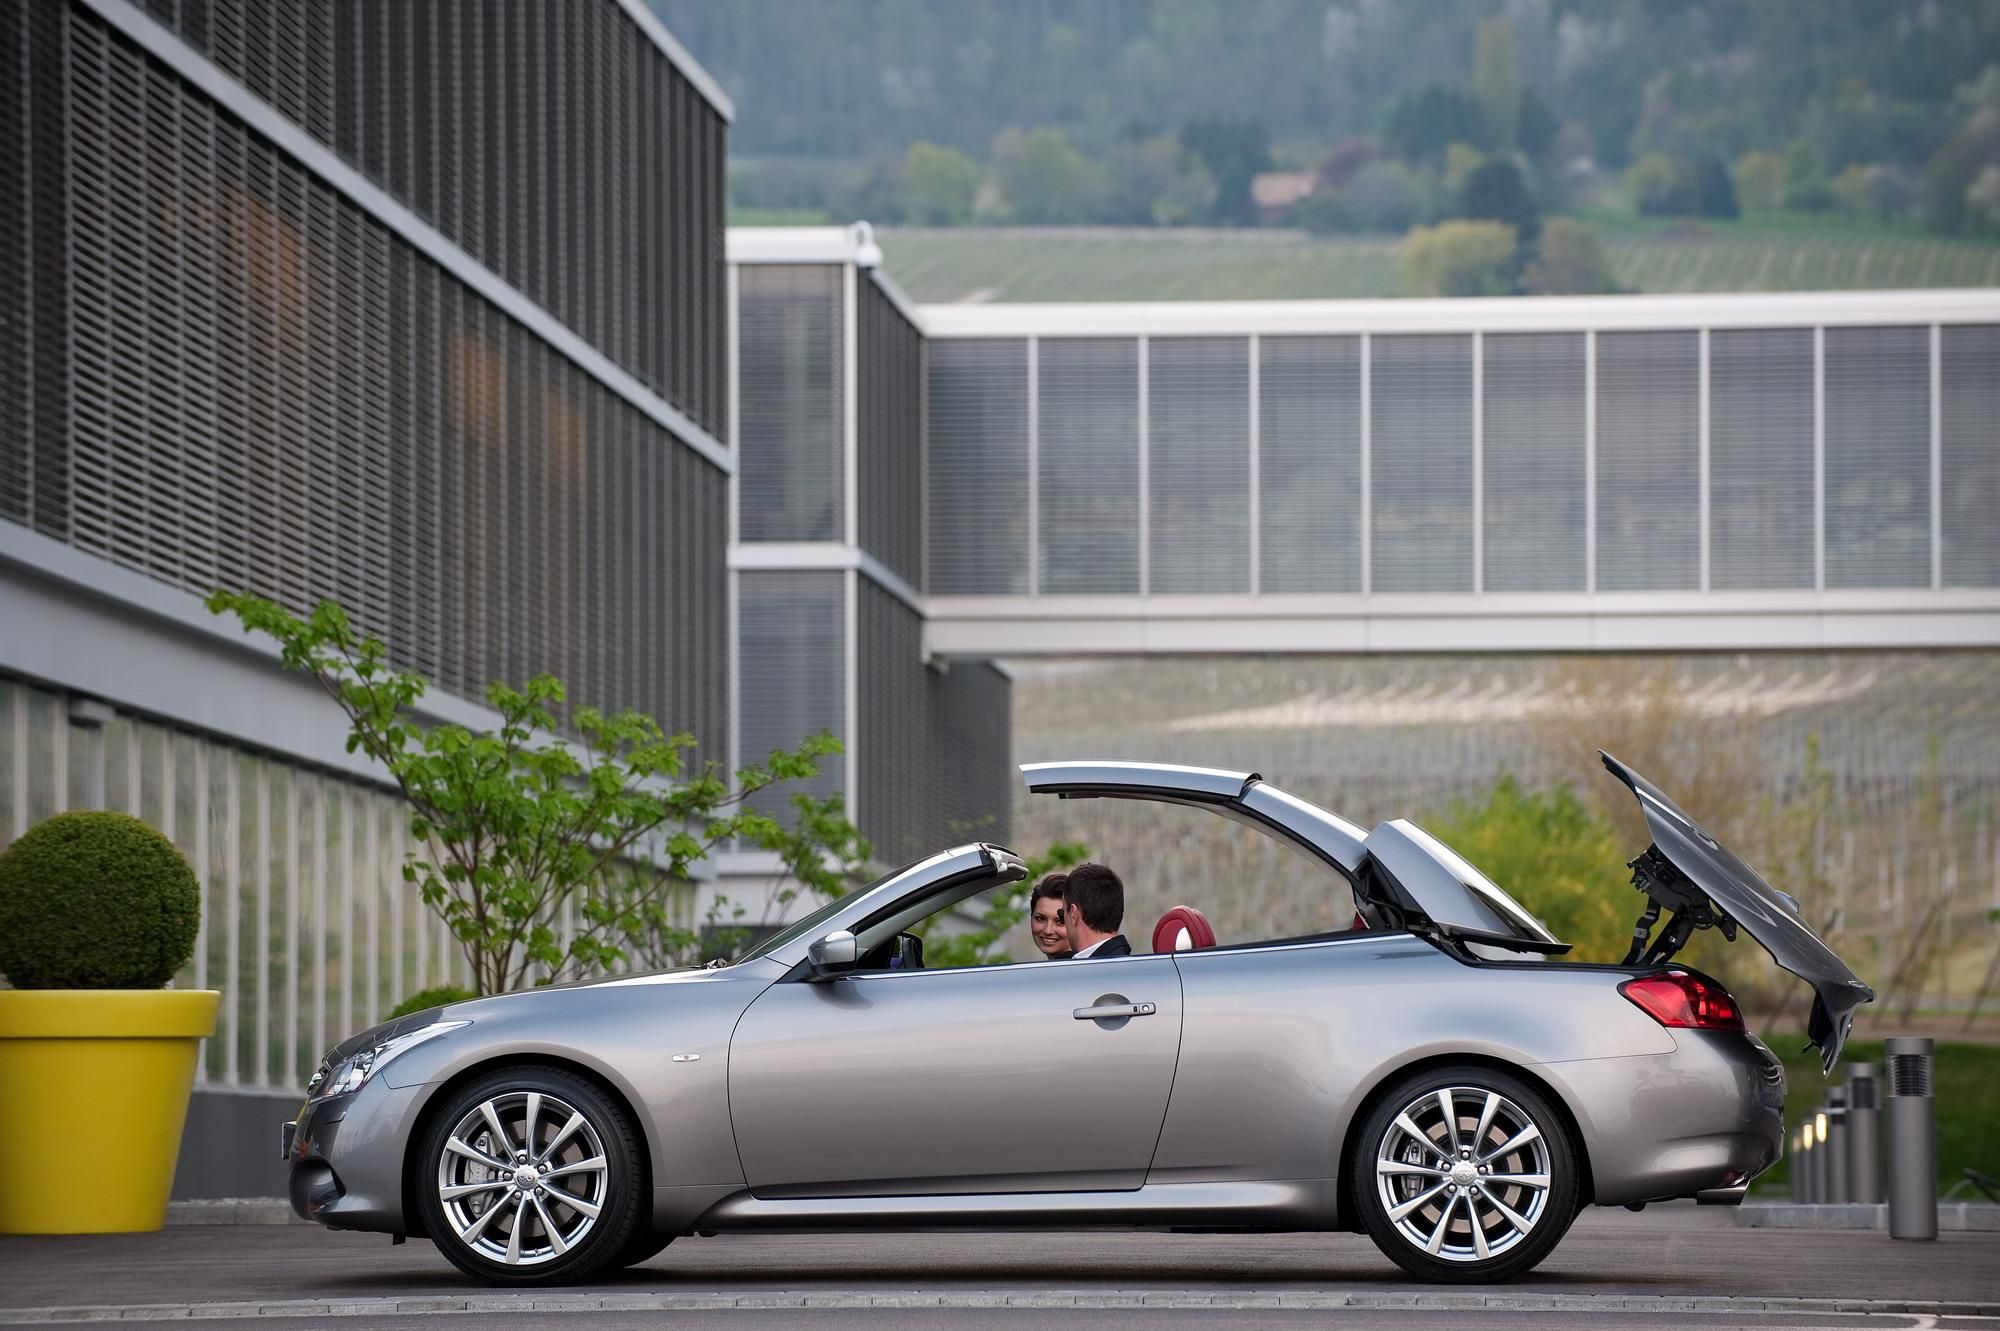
<box><xmin>512</xmin><ymin>1164</ymin><xmax>541</xmax><ymax>1188</ymax></box>
<box><xmin>1450</xmin><ymin>1162</ymin><xmax>1479</xmax><ymax>1188</ymax></box>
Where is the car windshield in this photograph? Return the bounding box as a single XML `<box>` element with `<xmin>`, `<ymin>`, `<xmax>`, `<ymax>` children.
<box><xmin>732</xmin><ymin>855</ymin><xmax>928</xmax><ymax>963</ymax></box>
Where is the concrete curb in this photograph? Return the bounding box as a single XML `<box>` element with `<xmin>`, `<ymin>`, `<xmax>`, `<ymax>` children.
<box><xmin>165</xmin><ymin>1199</ymin><xmax>307</xmax><ymax>1227</ymax></box>
<box><xmin>1738</xmin><ymin>1202</ymin><xmax>2000</xmax><ymax>1231</ymax></box>
<box><xmin>5</xmin><ymin>1291</ymin><xmax>2000</xmax><ymax>1322</ymax></box>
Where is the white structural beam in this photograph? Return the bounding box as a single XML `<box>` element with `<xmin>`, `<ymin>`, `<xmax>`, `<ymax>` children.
<box><xmin>924</xmin><ymin>591</ymin><xmax>2000</xmax><ymax>656</ymax></box>
<box><xmin>919</xmin><ymin>288</ymin><xmax>2000</xmax><ymax>339</ymax></box>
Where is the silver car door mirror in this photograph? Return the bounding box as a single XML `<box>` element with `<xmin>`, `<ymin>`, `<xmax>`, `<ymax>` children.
<box><xmin>807</xmin><ymin>929</ymin><xmax>860</xmax><ymax>979</ymax></box>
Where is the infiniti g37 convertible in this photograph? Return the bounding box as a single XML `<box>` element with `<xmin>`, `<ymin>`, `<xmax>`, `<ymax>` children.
<box><xmin>283</xmin><ymin>753</ymin><xmax>1873</xmax><ymax>1284</ymax></box>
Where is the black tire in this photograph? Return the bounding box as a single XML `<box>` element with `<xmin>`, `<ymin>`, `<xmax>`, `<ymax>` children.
<box><xmin>613</xmin><ymin>1228</ymin><xmax>674</xmax><ymax>1270</ymax></box>
<box><xmin>1349</xmin><ymin>1063</ymin><xmax>1580</xmax><ymax>1283</ymax></box>
<box><xmin>416</xmin><ymin>1066</ymin><xmax>647</xmax><ymax>1286</ymax></box>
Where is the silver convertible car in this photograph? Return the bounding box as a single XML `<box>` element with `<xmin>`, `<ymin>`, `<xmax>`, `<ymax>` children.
<box><xmin>282</xmin><ymin>754</ymin><xmax>1873</xmax><ymax>1285</ymax></box>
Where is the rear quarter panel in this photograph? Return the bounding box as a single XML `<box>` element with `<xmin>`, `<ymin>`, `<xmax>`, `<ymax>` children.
<box><xmin>1152</xmin><ymin>936</ymin><xmax>1679</xmax><ymax>1198</ymax></box>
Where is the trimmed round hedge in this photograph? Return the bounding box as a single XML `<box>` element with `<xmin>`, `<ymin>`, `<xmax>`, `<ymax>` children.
<box><xmin>0</xmin><ymin>811</ymin><xmax>201</xmax><ymax>989</ymax></box>
<box><xmin>387</xmin><ymin>985</ymin><xmax>476</xmax><ymax>1019</ymax></box>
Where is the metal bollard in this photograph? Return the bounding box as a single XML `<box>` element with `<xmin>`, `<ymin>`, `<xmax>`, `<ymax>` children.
<box><xmin>1885</xmin><ymin>1036</ymin><xmax>1937</xmax><ymax>1240</ymax></box>
<box><xmin>1809</xmin><ymin>1111</ymin><xmax>1828</xmax><ymax>1203</ymax></box>
<box><xmin>1791</xmin><ymin>1126</ymin><xmax>1806</xmax><ymax>1202</ymax></box>
<box><xmin>1824</xmin><ymin>1090</ymin><xmax>1850</xmax><ymax>1204</ymax></box>
<box><xmin>1846</xmin><ymin>1062</ymin><xmax>1884</xmax><ymax>1205</ymax></box>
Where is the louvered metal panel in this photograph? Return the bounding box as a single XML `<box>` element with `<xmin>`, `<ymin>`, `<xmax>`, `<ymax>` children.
<box><xmin>1710</xmin><ymin>328</ymin><xmax>1814</xmax><ymax>590</ymax></box>
<box><xmin>1826</xmin><ymin>326</ymin><xmax>1930</xmax><ymax>589</ymax></box>
<box><xmin>858</xmin><ymin>277</ymin><xmax>923</xmax><ymax>588</ymax></box>
<box><xmin>0</xmin><ymin>5</ymin><xmax>31</xmax><ymax>527</ymax></box>
<box><xmin>737</xmin><ymin>264</ymin><xmax>843</xmax><ymax>543</ymax></box>
<box><xmin>737</xmin><ymin>571</ymin><xmax>846</xmax><ymax>818</ymax></box>
<box><xmin>928</xmin><ymin>660</ymin><xmax>1012</xmax><ymax>851</ymax></box>
<box><xmin>858</xmin><ymin>578</ymin><xmax>924</xmax><ymax>864</ymax></box>
<box><xmin>1370</xmin><ymin>334</ymin><xmax>1472</xmax><ymax>594</ymax></box>
<box><xmin>1039</xmin><ymin>338</ymin><xmax>1139</xmax><ymax>594</ymax></box>
<box><xmin>926</xmin><ymin>338</ymin><xmax>1028</xmax><ymax>595</ymax></box>
<box><xmin>162</xmin><ymin>0</ymin><xmax>728</xmax><ymax>438</ymax></box>
<box><xmin>7</xmin><ymin>3</ymin><xmax>726</xmax><ymax>754</ymax></box>
<box><xmin>1258</xmin><ymin>335</ymin><xmax>1361</xmax><ymax>594</ymax></box>
<box><xmin>1483</xmin><ymin>332</ymin><xmax>1585</xmax><ymax>592</ymax></box>
<box><xmin>1149</xmin><ymin>337</ymin><xmax>1249</xmax><ymax>594</ymax></box>
<box><xmin>1941</xmin><ymin>324</ymin><xmax>2000</xmax><ymax>588</ymax></box>
<box><xmin>1596</xmin><ymin>330</ymin><xmax>1698</xmax><ymax>592</ymax></box>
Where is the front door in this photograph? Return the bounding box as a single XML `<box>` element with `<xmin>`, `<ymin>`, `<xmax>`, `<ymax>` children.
<box><xmin>728</xmin><ymin>953</ymin><xmax>1183</xmax><ymax>1197</ymax></box>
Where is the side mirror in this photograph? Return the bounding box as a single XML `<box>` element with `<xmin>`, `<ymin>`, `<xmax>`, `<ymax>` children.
<box><xmin>807</xmin><ymin>929</ymin><xmax>859</xmax><ymax>979</ymax></box>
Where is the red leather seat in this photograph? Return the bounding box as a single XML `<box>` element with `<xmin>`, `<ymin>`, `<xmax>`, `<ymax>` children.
<box><xmin>1151</xmin><ymin>904</ymin><xmax>1217</xmax><ymax>954</ymax></box>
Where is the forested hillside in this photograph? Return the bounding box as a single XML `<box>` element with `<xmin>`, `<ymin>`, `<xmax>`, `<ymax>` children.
<box><xmin>658</xmin><ymin>0</ymin><xmax>2000</xmax><ymax>249</ymax></box>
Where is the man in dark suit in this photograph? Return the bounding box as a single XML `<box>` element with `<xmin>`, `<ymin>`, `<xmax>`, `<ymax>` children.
<box><xmin>1062</xmin><ymin>862</ymin><xmax>1131</xmax><ymax>959</ymax></box>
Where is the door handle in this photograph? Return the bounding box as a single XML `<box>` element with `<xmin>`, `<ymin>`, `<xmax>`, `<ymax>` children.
<box><xmin>1073</xmin><ymin>1000</ymin><xmax>1157</xmax><ymax>1021</ymax></box>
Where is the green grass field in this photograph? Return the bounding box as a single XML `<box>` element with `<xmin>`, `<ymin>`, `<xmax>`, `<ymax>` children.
<box><xmin>875</xmin><ymin>224</ymin><xmax>2000</xmax><ymax>302</ymax></box>
<box><xmin>1745</xmin><ymin>1038</ymin><xmax>1997</xmax><ymax>1197</ymax></box>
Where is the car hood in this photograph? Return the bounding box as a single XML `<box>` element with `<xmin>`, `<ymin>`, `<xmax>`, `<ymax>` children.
<box><xmin>1601</xmin><ymin>752</ymin><xmax>1874</xmax><ymax>1070</ymax></box>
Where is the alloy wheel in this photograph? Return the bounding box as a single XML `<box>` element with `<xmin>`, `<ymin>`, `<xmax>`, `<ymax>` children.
<box><xmin>435</xmin><ymin>1090</ymin><xmax>609</xmax><ymax>1267</ymax></box>
<box><xmin>1372</xmin><ymin>1084</ymin><xmax>1553</xmax><ymax>1263</ymax></box>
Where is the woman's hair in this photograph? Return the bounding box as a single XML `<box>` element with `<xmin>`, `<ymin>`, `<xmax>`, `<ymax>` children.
<box><xmin>1029</xmin><ymin>871</ymin><xmax>1069</xmax><ymax>908</ymax></box>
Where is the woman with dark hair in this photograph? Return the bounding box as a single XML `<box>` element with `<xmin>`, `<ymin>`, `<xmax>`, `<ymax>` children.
<box><xmin>1028</xmin><ymin>872</ymin><xmax>1073</xmax><ymax>960</ymax></box>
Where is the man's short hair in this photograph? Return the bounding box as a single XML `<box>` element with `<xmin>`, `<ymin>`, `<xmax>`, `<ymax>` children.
<box><xmin>1029</xmin><ymin>872</ymin><xmax>1069</xmax><ymax>908</ymax></box>
<box><xmin>1063</xmin><ymin>862</ymin><xmax>1124</xmax><ymax>933</ymax></box>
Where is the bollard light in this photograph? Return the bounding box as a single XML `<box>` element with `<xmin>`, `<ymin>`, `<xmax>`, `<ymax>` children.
<box><xmin>1791</xmin><ymin>1126</ymin><xmax>1806</xmax><ymax>1203</ymax></box>
<box><xmin>1825</xmin><ymin>1099</ymin><xmax>1850</xmax><ymax>1204</ymax></box>
<box><xmin>1846</xmin><ymin>1063</ymin><xmax>1884</xmax><ymax>1205</ymax></box>
<box><xmin>1885</xmin><ymin>1036</ymin><xmax>1937</xmax><ymax>1240</ymax></box>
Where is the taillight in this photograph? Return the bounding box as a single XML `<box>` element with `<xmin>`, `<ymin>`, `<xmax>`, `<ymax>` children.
<box><xmin>1619</xmin><ymin>971</ymin><xmax>1744</xmax><ymax>1030</ymax></box>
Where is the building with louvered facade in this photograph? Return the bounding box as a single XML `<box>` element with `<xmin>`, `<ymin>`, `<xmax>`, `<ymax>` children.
<box><xmin>0</xmin><ymin>0</ymin><xmax>751</xmax><ymax>1200</ymax></box>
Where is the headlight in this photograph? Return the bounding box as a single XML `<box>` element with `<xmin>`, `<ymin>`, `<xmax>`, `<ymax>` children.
<box><xmin>306</xmin><ymin>1021</ymin><xmax>467</xmax><ymax>1101</ymax></box>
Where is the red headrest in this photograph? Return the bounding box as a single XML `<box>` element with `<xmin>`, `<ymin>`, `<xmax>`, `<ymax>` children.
<box><xmin>1151</xmin><ymin>905</ymin><xmax>1217</xmax><ymax>954</ymax></box>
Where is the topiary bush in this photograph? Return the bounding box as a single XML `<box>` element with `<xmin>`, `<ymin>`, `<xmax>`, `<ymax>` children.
<box><xmin>387</xmin><ymin>985</ymin><xmax>476</xmax><ymax>1019</ymax></box>
<box><xmin>0</xmin><ymin>811</ymin><xmax>200</xmax><ymax>989</ymax></box>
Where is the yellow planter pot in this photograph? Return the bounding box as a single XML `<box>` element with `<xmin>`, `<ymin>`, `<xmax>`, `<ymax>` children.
<box><xmin>0</xmin><ymin>989</ymin><xmax>220</xmax><ymax>1234</ymax></box>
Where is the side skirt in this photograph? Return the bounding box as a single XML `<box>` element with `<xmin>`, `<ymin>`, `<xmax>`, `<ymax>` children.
<box><xmin>689</xmin><ymin>1179</ymin><xmax>1340</xmax><ymax>1234</ymax></box>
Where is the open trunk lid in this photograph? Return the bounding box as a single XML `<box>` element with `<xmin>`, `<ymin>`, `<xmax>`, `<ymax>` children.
<box><xmin>1601</xmin><ymin>751</ymin><xmax>1874</xmax><ymax>1071</ymax></box>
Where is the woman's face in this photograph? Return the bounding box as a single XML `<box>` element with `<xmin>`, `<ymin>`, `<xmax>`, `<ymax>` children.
<box><xmin>1030</xmin><ymin>897</ymin><xmax>1069</xmax><ymax>956</ymax></box>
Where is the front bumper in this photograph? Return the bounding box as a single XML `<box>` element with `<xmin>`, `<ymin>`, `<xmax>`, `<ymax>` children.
<box><xmin>283</xmin><ymin>1078</ymin><xmax>424</xmax><ymax>1233</ymax></box>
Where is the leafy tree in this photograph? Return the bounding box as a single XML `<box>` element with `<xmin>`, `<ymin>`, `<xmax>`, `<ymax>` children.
<box><xmin>901</xmin><ymin>142</ymin><xmax>981</xmax><ymax>225</ymax></box>
<box><xmin>1516</xmin><ymin>88</ymin><xmax>1558</xmax><ymax>163</ymax></box>
<box><xmin>1733</xmin><ymin>150</ymin><xmax>1785</xmax><ymax>214</ymax></box>
<box><xmin>1382</xmin><ymin>85</ymin><xmax>1491</xmax><ymax>168</ymax></box>
<box><xmin>207</xmin><ymin>593</ymin><xmax>867</xmax><ymax>995</ymax></box>
<box><xmin>1292</xmin><ymin>187</ymin><xmax>1357</xmax><ymax>236</ymax></box>
<box><xmin>1343</xmin><ymin>160</ymin><xmax>1425</xmax><ymax>232</ymax></box>
<box><xmin>1627</xmin><ymin>152</ymin><xmax>1694</xmax><ymax>216</ymax></box>
<box><xmin>827</xmin><ymin>151</ymin><xmax>906</xmax><ymax>224</ymax></box>
<box><xmin>1177</xmin><ymin>116</ymin><xmax>1272</xmax><ymax>225</ymax></box>
<box><xmin>1103</xmin><ymin>133</ymin><xmax>1214</xmax><ymax>226</ymax></box>
<box><xmin>1473</xmin><ymin>16</ymin><xmax>1519</xmax><ymax>150</ymax></box>
<box><xmin>1460</xmin><ymin>158</ymin><xmax>1540</xmax><ymax>244</ymax></box>
<box><xmin>1428</xmin><ymin>777</ymin><xmax>1630</xmax><ymax>964</ymax></box>
<box><xmin>1781</xmin><ymin>141</ymin><xmax>1836</xmax><ymax>213</ymax></box>
<box><xmin>1524</xmin><ymin>218</ymin><xmax>1619</xmax><ymax>295</ymax></box>
<box><xmin>1400</xmin><ymin>220</ymin><xmax>1517</xmax><ymax>297</ymax></box>
<box><xmin>1693</xmin><ymin>157</ymin><xmax>1739</xmax><ymax>218</ymax></box>
<box><xmin>992</xmin><ymin>126</ymin><xmax>1098</xmax><ymax>224</ymax></box>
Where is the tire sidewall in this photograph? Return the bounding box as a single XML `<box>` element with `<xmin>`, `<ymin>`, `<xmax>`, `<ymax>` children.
<box><xmin>1350</xmin><ymin>1064</ymin><xmax>1579</xmax><ymax>1283</ymax></box>
<box><xmin>416</xmin><ymin>1066</ymin><xmax>645</xmax><ymax>1285</ymax></box>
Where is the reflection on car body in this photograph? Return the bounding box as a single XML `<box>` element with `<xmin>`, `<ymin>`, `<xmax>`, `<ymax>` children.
<box><xmin>282</xmin><ymin>752</ymin><xmax>1869</xmax><ymax>1285</ymax></box>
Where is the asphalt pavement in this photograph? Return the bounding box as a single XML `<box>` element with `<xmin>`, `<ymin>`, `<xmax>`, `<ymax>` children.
<box><xmin>0</xmin><ymin>1203</ymin><xmax>1995</xmax><ymax>1327</ymax></box>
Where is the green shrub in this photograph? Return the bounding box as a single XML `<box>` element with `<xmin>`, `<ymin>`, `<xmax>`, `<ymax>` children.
<box><xmin>387</xmin><ymin>985</ymin><xmax>476</xmax><ymax>1019</ymax></box>
<box><xmin>0</xmin><ymin>811</ymin><xmax>201</xmax><ymax>989</ymax></box>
